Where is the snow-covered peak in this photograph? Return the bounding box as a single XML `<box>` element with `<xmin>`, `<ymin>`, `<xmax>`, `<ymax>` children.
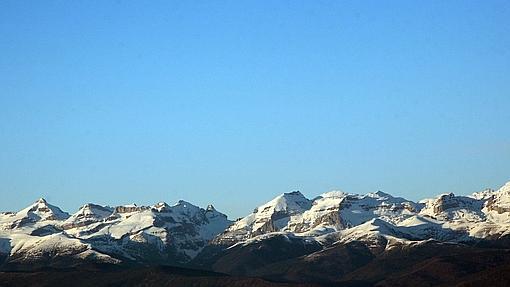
<box><xmin>330</xmin><ymin>191</ymin><xmax>419</xmax><ymax>228</ymax></box>
<box><xmin>63</xmin><ymin>203</ymin><xmax>113</xmax><ymax>229</ymax></box>
<box><xmin>484</xmin><ymin>181</ymin><xmax>510</xmax><ymax>214</ymax></box>
<box><xmin>77</xmin><ymin>203</ymin><xmax>113</xmax><ymax>216</ymax></box>
<box><xmin>35</xmin><ymin>198</ymin><xmax>47</xmax><ymax>204</ymax></box>
<box><xmin>498</xmin><ymin>181</ymin><xmax>510</xmax><ymax>193</ymax></box>
<box><xmin>419</xmin><ymin>193</ymin><xmax>485</xmax><ymax>222</ymax></box>
<box><xmin>318</xmin><ymin>190</ymin><xmax>349</xmax><ymax>199</ymax></box>
<box><xmin>171</xmin><ymin>200</ymin><xmax>203</xmax><ymax>216</ymax></box>
<box><xmin>214</xmin><ymin>191</ymin><xmax>312</xmax><ymax>243</ymax></box>
<box><xmin>18</xmin><ymin>198</ymin><xmax>69</xmax><ymax>222</ymax></box>
<box><xmin>471</xmin><ymin>188</ymin><xmax>497</xmax><ymax>200</ymax></box>
<box><xmin>152</xmin><ymin>202</ymin><xmax>170</xmax><ymax>212</ymax></box>
<box><xmin>284</xmin><ymin>191</ymin><xmax>348</xmax><ymax>234</ymax></box>
<box><xmin>366</xmin><ymin>190</ymin><xmax>392</xmax><ymax>199</ymax></box>
<box><xmin>0</xmin><ymin>198</ymin><xmax>69</xmax><ymax>230</ymax></box>
<box><xmin>254</xmin><ymin>191</ymin><xmax>311</xmax><ymax>215</ymax></box>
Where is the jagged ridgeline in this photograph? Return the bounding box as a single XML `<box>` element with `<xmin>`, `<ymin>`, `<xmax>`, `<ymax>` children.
<box><xmin>2</xmin><ymin>181</ymin><xmax>510</xmax><ymax>281</ymax></box>
<box><xmin>0</xmin><ymin>199</ymin><xmax>231</xmax><ymax>268</ymax></box>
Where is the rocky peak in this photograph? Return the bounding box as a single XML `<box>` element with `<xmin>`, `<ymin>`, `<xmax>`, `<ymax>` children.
<box><xmin>205</xmin><ymin>205</ymin><xmax>228</xmax><ymax>221</ymax></box>
<box><xmin>213</xmin><ymin>191</ymin><xmax>313</xmax><ymax>244</ymax></box>
<box><xmin>63</xmin><ymin>203</ymin><xmax>113</xmax><ymax>229</ymax></box>
<box><xmin>24</xmin><ymin>198</ymin><xmax>69</xmax><ymax>221</ymax></box>
<box><xmin>171</xmin><ymin>200</ymin><xmax>202</xmax><ymax>216</ymax></box>
<box><xmin>35</xmin><ymin>198</ymin><xmax>47</xmax><ymax>204</ymax></box>
<box><xmin>152</xmin><ymin>202</ymin><xmax>170</xmax><ymax>212</ymax></box>
<box><xmin>264</xmin><ymin>191</ymin><xmax>312</xmax><ymax>214</ymax></box>
<box><xmin>114</xmin><ymin>204</ymin><xmax>148</xmax><ymax>213</ymax></box>
<box><xmin>433</xmin><ymin>193</ymin><xmax>458</xmax><ymax>213</ymax></box>
<box><xmin>485</xmin><ymin>181</ymin><xmax>510</xmax><ymax>213</ymax></box>
<box><xmin>286</xmin><ymin>192</ymin><xmax>347</xmax><ymax>233</ymax></box>
<box><xmin>471</xmin><ymin>188</ymin><xmax>496</xmax><ymax>200</ymax></box>
<box><xmin>419</xmin><ymin>193</ymin><xmax>485</xmax><ymax>221</ymax></box>
<box><xmin>368</xmin><ymin>191</ymin><xmax>391</xmax><ymax>198</ymax></box>
<box><xmin>206</xmin><ymin>204</ymin><xmax>216</xmax><ymax>212</ymax></box>
<box><xmin>2</xmin><ymin>198</ymin><xmax>70</xmax><ymax>229</ymax></box>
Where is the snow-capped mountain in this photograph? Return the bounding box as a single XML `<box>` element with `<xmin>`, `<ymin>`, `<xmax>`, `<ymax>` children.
<box><xmin>214</xmin><ymin>189</ymin><xmax>421</xmax><ymax>244</ymax></box>
<box><xmin>0</xmin><ymin>198</ymin><xmax>231</xmax><ymax>269</ymax></box>
<box><xmin>213</xmin><ymin>191</ymin><xmax>312</xmax><ymax>244</ymax></box>
<box><xmin>205</xmin><ymin>180</ymin><xmax>510</xmax><ymax>268</ymax></box>
<box><xmin>189</xmin><ymin>181</ymin><xmax>510</xmax><ymax>282</ymax></box>
<box><xmin>2</xmin><ymin>180</ymin><xmax>510</xmax><ymax>273</ymax></box>
<box><xmin>0</xmin><ymin>198</ymin><xmax>69</xmax><ymax>230</ymax></box>
<box><xmin>0</xmin><ymin>199</ymin><xmax>119</xmax><ymax>270</ymax></box>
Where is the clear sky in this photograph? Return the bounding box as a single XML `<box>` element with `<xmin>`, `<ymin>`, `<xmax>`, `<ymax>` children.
<box><xmin>1</xmin><ymin>1</ymin><xmax>509</xmax><ymax>218</ymax></box>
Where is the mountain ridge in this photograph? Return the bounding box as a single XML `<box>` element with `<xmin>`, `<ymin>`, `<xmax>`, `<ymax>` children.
<box><xmin>2</xmin><ymin>181</ymin><xmax>510</xmax><ymax>285</ymax></box>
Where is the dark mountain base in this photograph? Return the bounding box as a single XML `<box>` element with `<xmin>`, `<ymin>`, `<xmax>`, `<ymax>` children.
<box><xmin>196</xmin><ymin>240</ymin><xmax>510</xmax><ymax>287</ymax></box>
<box><xmin>3</xmin><ymin>241</ymin><xmax>510</xmax><ymax>286</ymax></box>
<box><xmin>0</xmin><ymin>266</ymin><xmax>330</xmax><ymax>287</ymax></box>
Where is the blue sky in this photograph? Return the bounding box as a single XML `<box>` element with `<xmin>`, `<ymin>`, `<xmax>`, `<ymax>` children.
<box><xmin>1</xmin><ymin>1</ymin><xmax>509</xmax><ymax>218</ymax></box>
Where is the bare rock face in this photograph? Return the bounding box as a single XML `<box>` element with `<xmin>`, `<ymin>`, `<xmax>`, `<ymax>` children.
<box><xmin>433</xmin><ymin>193</ymin><xmax>459</xmax><ymax>213</ymax></box>
<box><xmin>114</xmin><ymin>204</ymin><xmax>150</xmax><ymax>214</ymax></box>
<box><xmin>252</xmin><ymin>219</ymin><xmax>277</xmax><ymax>236</ymax></box>
<box><xmin>311</xmin><ymin>211</ymin><xmax>345</xmax><ymax>229</ymax></box>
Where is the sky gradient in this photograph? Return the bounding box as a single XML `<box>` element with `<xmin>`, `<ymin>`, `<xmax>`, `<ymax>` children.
<box><xmin>1</xmin><ymin>1</ymin><xmax>510</xmax><ymax>218</ymax></box>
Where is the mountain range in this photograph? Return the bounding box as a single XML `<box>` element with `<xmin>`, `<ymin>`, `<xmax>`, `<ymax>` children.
<box><xmin>2</xmin><ymin>181</ymin><xmax>510</xmax><ymax>286</ymax></box>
